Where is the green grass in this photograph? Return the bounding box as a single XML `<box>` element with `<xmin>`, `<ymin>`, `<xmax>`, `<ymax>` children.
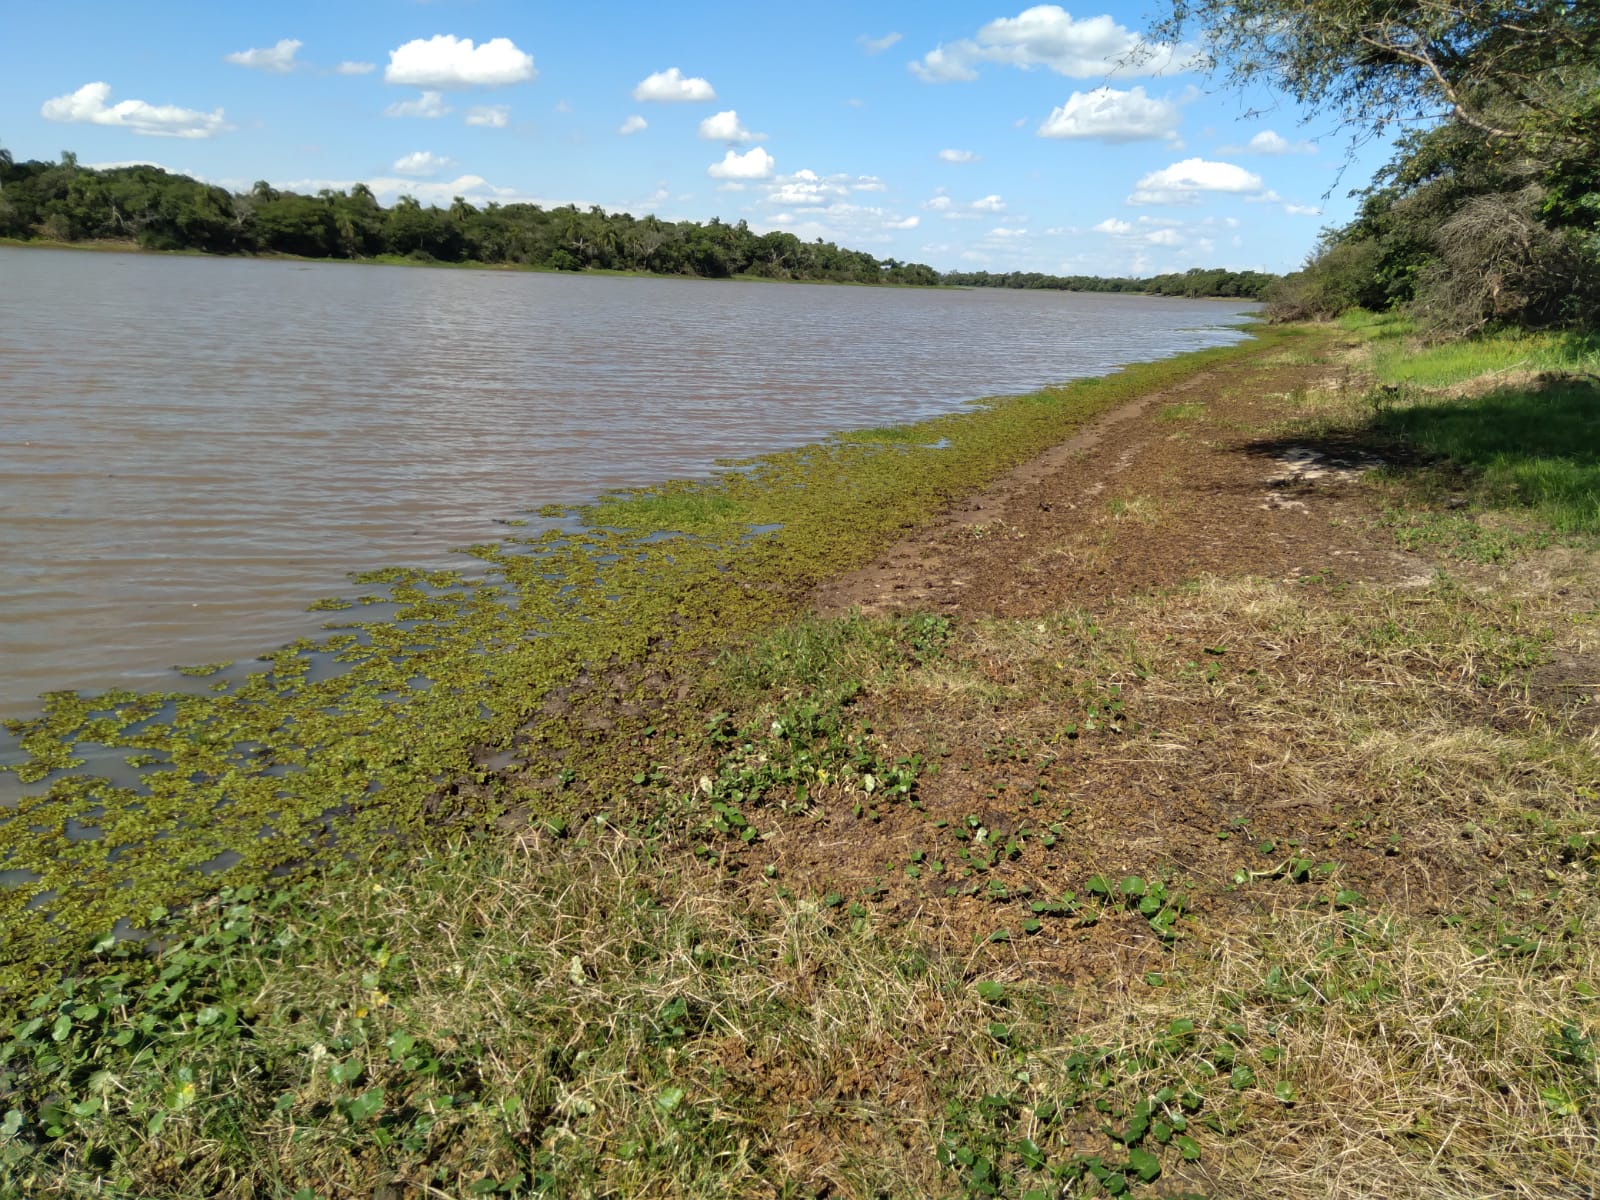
<box><xmin>1373</xmin><ymin>379</ymin><xmax>1600</xmax><ymax>535</ymax></box>
<box><xmin>587</xmin><ymin>485</ymin><xmax>751</xmax><ymax>533</ymax></box>
<box><xmin>5</xmin><ymin>574</ymin><xmax>1595</xmax><ymax>1199</ymax></box>
<box><xmin>1368</xmin><ymin>330</ymin><xmax>1600</xmax><ymax>389</ymax></box>
<box><xmin>835</xmin><ymin>424</ymin><xmax>945</xmax><ymax>444</ymax></box>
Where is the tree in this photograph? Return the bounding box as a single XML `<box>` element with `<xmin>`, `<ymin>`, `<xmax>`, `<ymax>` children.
<box><xmin>1150</xmin><ymin>1</ymin><xmax>1599</xmax><ymax>154</ymax></box>
<box><xmin>1156</xmin><ymin>0</ymin><xmax>1599</xmax><ymax>331</ymax></box>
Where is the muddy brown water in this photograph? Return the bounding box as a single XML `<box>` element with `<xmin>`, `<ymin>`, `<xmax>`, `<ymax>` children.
<box><xmin>0</xmin><ymin>247</ymin><xmax>1256</xmax><ymax>722</ymax></box>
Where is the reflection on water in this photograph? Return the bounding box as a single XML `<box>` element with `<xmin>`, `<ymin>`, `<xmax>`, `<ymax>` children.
<box><xmin>0</xmin><ymin>247</ymin><xmax>1255</xmax><ymax>718</ymax></box>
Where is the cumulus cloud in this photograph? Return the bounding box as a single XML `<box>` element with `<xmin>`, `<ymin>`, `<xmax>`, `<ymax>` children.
<box><xmin>698</xmin><ymin>109</ymin><xmax>764</xmax><ymax>144</ymax></box>
<box><xmin>910</xmin><ymin>5</ymin><xmax>1190</xmax><ymax>83</ymax></box>
<box><xmin>392</xmin><ymin>151</ymin><xmax>452</xmax><ymax>176</ymax></box>
<box><xmin>366</xmin><ymin>174</ymin><xmax>522</xmax><ymax>205</ymax></box>
<box><xmin>939</xmin><ymin>148</ymin><xmax>980</xmax><ymax>163</ymax></box>
<box><xmin>41</xmin><ymin>82</ymin><xmax>228</xmax><ymax>139</ymax></box>
<box><xmin>1221</xmin><ymin>129</ymin><xmax>1317</xmax><ymax>155</ymax></box>
<box><xmin>1038</xmin><ymin>86</ymin><xmax>1179</xmax><ymax>143</ymax></box>
<box><xmin>225</xmin><ymin>39</ymin><xmax>302</xmax><ymax>73</ymax></box>
<box><xmin>763</xmin><ymin>201</ymin><xmax>921</xmax><ymax>244</ymax></box>
<box><xmin>385</xmin><ymin>35</ymin><xmax>535</xmax><ymax>88</ymax></box>
<box><xmin>465</xmin><ymin>105</ymin><xmax>509</xmax><ymax>127</ymax></box>
<box><xmin>1093</xmin><ymin>217</ymin><xmax>1133</xmax><ymax>235</ymax></box>
<box><xmin>386</xmin><ymin>90</ymin><xmax>451</xmax><ymax>119</ymax></box>
<box><xmin>707</xmin><ymin>146</ymin><xmax>775</xmax><ymax>180</ymax></box>
<box><xmin>860</xmin><ymin>32</ymin><xmax>902</xmax><ymax>54</ymax></box>
<box><xmin>1144</xmin><ymin>228</ymin><xmax>1182</xmax><ymax>246</ymax></box>
<box><xmin>633</xmin><ymin>67</ymin><xmax>716</xmax><ymax>103</ymax></box>
<box><xmin>1127</xmin><ymin>157</ymin><xmax>1263</xmax><ymax>205</ymax></box>
<box><xmin>618</xmin><ymin>114</ymin><xmax>648</xmax><ymax>135</ymax></box>
<box><xmin>337</xmin><ymin>61</ymin><xmax>376</xmax><ymax>76</ymax></box>
<box><xmin>923</xmin><ymin>191</ymin><xmax>1007</xmax><ymax>219</ymax></box>
<box><xmin>763</xmin><ymin>169</ymin><xmax>886</xmax><ymax>206</ymax></box>
<box><xmin>1285</xmin><ymin>203</ymin><xmax>1322</xmax><ymax>216</ymax></box>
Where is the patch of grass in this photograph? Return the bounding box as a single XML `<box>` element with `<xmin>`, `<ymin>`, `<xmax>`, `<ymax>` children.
<box><xmin>835</xmin><ymin>424</ymin><xmax>943</xmax><ymax>445</ymax></box>
<box><xmin>1158</xmin><ymin>402</ymin><xmax>1207</xmax><ymax>421</ymax></box>
<box><xmin>1368</xmin><ymin>330</ymin><xmax>1600</xmax><ymax>389</ymax></box>
<box><xmin>588</xmin><ymin>485</ymin><xmax>750</xmax><ymax>533</ymax></box>
<box><xmin>1105</xmin><ymin>494</ymin><xmax>1165</xmax><ymax>525</ymax></box>
<box><xmin>1336</xmin><ymin>309</ymin><xmax>1413</xmax><ymax>339</ymax></box>
<box><xmin>8</xmin><ymin>566</ymin><xmax>1596</xmax><ymax>1198</ymax></box>
<box><xmin>1379</xmin><ymin>508</ymin><xmax>1553</xmax><ymax>564</ymax></box>
<box><xmin>1374</xmin><ymin>380</ymin><xmax>1600</xmax><ymax>536</ymax></box>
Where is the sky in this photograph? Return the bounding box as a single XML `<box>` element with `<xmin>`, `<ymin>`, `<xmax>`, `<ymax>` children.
<box><xmin>0</xmin><ymin>1</ymin><xmax>1400</xmax><ymax>276</ymax></box>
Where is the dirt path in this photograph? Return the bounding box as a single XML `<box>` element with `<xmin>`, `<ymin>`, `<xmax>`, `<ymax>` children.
<box><xmin>813</xmin><ymin>345</ymin><xmax>1431</xmax><ymax>619</ymax></box>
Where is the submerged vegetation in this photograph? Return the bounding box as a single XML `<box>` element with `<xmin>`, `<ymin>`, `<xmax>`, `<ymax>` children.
<box><xmin>3</xmin><ymin>322</ymin><xmax>1598</xmax><ymax>1196</ymax></box>
<box><xmin>0</xmin><ymin>336</ymin><xmax>1271</xmax><ymax>1000</ymax></box>
<box><xmin>0</xmin><ymin>149</ymin><xmax>1271</xmax><ymax>297</ymax></box>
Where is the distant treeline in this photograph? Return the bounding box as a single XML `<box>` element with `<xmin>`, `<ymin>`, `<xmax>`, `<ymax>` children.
<box><xmin>0</xmin><ymin>150</ymin><xmax>1273</xmax><ymax>296</ymax></box>
<box><xmin>943</xmin><ymin>268</ymin><xmax>1275</xmax><ymax>299</ymax></box>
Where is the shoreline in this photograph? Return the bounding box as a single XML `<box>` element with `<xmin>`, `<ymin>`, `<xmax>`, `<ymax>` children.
<box><xmin>0</xmin><ymin>332</ymin><xmax>1274</xmax><ymax>993</ymax></box>
<box><xmin>0</xmin><ymin>237</ymin><xmax>1261</xmax><ymax>298</ymax></box>
<box><xmin>4</xmin><ymin>322</ymin><xmax>1597</xmax><ymax>1196</ymax></box>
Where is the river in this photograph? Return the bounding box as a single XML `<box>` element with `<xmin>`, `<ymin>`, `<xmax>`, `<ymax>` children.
<box><xmin>0</xmin><ymin>247</ymin><xmax>1255</xmax><ymax>720</ymax></box>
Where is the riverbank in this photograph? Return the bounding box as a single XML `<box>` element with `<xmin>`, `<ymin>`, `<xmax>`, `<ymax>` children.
<box><xmin>3</xmin><ymin>324</ymin><xmax>1596</xmax><ymax>1197</ymax></box>
<box><xmin>0</xmin><ymin>236</ymin><xmax>950</xmax><ymax>287</ymax></box>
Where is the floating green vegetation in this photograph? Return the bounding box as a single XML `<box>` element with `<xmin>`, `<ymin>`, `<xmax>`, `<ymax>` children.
<box><xmin>0</xmin><ymin>333</ymin><xmax>1278</xmax><ymax>1000</ymax></box>
<box><xmin>834</xmin><ymin>423</ymin><xmax>943</xmax><ymax>445</ymax></box>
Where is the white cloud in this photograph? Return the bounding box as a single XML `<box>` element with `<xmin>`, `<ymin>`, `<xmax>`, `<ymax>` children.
<box><xmin>989</xmin><ymin>226</ymin><xmax>1029</xmax><ymax>238</ymax></box>
<box><xmin>707</xmin><ymin>146</ymin><xmax>775</xmax><ymax>180</ymax></box>
<box><xmin>1127</xmin><ymin>157</ymin><xmax>1263</xmax><ymax>205</ymax></box>
<box><xmin>1093</xmin><ymin>217</ymin><xmax>1133</xmax><ymax>235</ymax></box>
<box><xmin>762</xmin><ymin>201</ymin><xmax>922</xmax><ymax>244</ymax></box>
<box><xmin>860</xmin><ymin>32</ymin><xmax>902</xmax><ymax>54</ymax></box>
<box><xmin>1285</xmin><ymin>203</ymin><xmax>1322</xmax><ymax>216</ymax></box>
<box><xmin>762</xmin><ymin>169</ymin><xmax>886</xmax><ymax>206</ymax></box>
<box><xmin>225</xmin><ymin>39</ymin><xmax>302</xmax><ymax>73</ymax></box>
<box><xmin>392</xmin><ymin>151</ymin><xmax>452</xmax><ymax>176</ymax></box>
<box><xmin>337</xmin><ymin>61</ymin><xmax>376</xmax><ymax>76</ymax></box>
<box><xmin>465</xmin><ymin>105</ymin><xmax>509</xmax><ymax>128</ymax></box>
<box><xmin>41</xmin><ymin>81</ymin><xmax>228</xmax><ymax>139</ymax></box>
<box><xmin>1221</xmin><ymin>129</ymin><xmax>1317</xmax><ymax>156</ymax></box>
<box><xmin>266</xmin><ymin>173</ymin><xmax>565</xmax><ymax>210</ymax></box>
<box><xmin>385</xmin><ymin>35</ymin><xmax>535</xmax><ymax>88</ymax></box>
<box><xmin>366</xmin><ymin>174</ymin><xmax>521</xmax><ymax>205</ymax></box>
<box><xmin>386</xmin><ymin>91</ymin><xmax>451</xmax><ymax>119</ymax></box>
<box><xmin>923</xmin><ymin>191</ymin><xmax>1007</xmax><ymax>219</ymax></box>
<box><xmin>618</xmin><ymin>114</ymin><xmax>648</xmax><ymax>135</ymax></box>
<box><xmin>1037</xmin><ymin>86</ymin><xmax>1179</xmax><ymax>143</ymax></box>
<box><xmin>633</xmin><ymin>67</ymin><xmax>716</xmax><ymax>103</ymax></box>
<box><xmin>556</xmin><ymin>100</ymin><xmax>574</xmax><ymax>114</ymax></box>
<box><xmin>911</xmin><ymin>5</ymin><xmax>1191</xmax><ymax>83</ymax></box>
<box><xmin>698</xmin><ymin>110</ymin><xmax>765</xmax><ymax>144</ymax></box>
<box><xmin>1144</xmin><ymin>228</ymin><xmax>1182</xmax><ymax>246</ymax></box>
<box><xmin>939</xmin><ymin>148</ymin><xmax>980</xmax><ymax>163</ymax></box>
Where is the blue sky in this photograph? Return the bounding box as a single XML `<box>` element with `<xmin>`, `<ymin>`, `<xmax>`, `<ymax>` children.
<box><xmin>1</xmin><ymin>1</ymin><xmax>1398</xmax><ymax>275</ymax></box>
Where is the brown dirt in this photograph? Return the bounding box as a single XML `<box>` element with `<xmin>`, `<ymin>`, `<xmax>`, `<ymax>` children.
<box><xmin>813</xmin><ymin>353</ymin><xmax>1430</xmax><ymax>620</ymax></box>
<box><xmin>685</xmin><ymin>339</ymin><xmax>1589</xmax><ymax>987</ymax></box>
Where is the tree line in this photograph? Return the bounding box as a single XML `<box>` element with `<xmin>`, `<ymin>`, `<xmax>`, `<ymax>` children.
<box><xmin>1151</xmin><ymin>0</ymin><xmax>1599</xmax><ymax>334</ymax></box>
<box><xmin>0</xmin><ymin>149</ymin><xmax>1273</xmax><ymax>297</ymax></box>
<box><xmin>943</xmin><ymin>267</ymin><xmax>1275</xmax><ymax>299</ymax></box>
